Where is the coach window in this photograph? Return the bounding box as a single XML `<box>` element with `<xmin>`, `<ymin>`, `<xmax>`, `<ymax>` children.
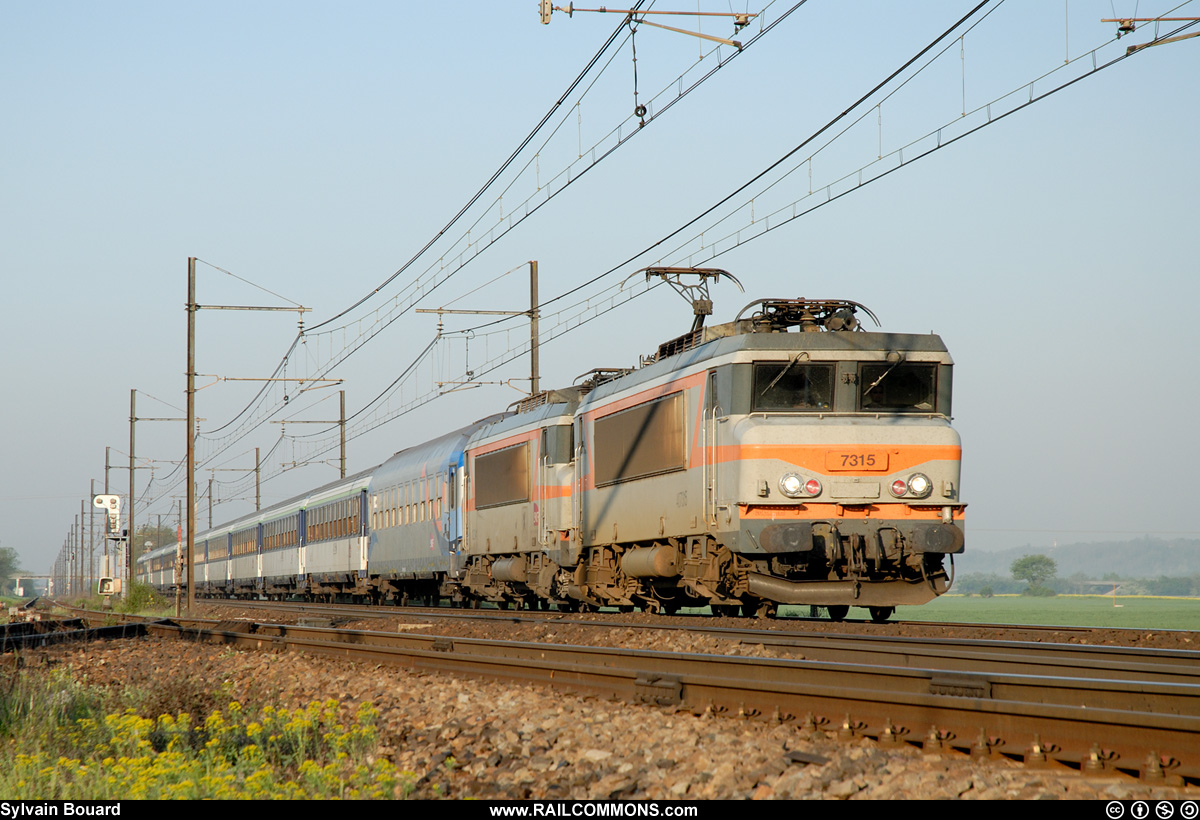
<box><xmin>858</xmin><ymin>362</ymin><xmax>936</xmax><ymax>412</ymax></box>
<box><xmin>752</xmin><ymin>362</ymin><xmax>834</xmax><ymax>411</ymax></box>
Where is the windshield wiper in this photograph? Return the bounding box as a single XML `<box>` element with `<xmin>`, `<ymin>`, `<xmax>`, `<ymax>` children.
<box><xmin>759</xmin><ymin>351</ymin><xmax>808</xmax><ymax>397</ymax></box>
<box><xmin>863</xmin><ymin>362</ymin><xmax>899</xmax><ymax>396</ymax></box>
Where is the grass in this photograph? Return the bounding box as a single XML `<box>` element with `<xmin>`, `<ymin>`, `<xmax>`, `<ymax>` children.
<box><xmin>895</xmin><ymin>593</ymin><xmax>1200</xmax><ymax>630</ymax></box>
<box><xmin>0</xmin><ymin>662</ymin><xmax>411</xmax><ymax>799</ymax></box>
<box><xmin>0</xmin><ymin>588</ymin><xmax>416</xmax><ymax>799</ymax></box>
<box><xmin>69</xmin><ymin>582</ymin><xmax>178</xmax><ymax>621</ymax></box>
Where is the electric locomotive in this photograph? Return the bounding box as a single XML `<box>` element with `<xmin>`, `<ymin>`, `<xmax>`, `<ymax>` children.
<box><xmin>138</xmin><ymin>293</ymin><xmax>964</xmax><ymax>622</ymax></box>
<box><xmin>459</xmin><ymin>296</ymin><xmax>964</xmax><ymax>620</ymax></box>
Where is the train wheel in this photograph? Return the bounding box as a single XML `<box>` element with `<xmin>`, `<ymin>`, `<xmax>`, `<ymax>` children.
<box><xmin>754</xmin><ymin>601</ymin><xmax>777</xmax><ymax>620</ymax></box>
<box><xmin>826</xmin><ymin>605</ymin><xmax>849</xmax><ymax>622</ymax></box>
<box><xmin>869</xmin><ymin>606</ymin><xmax>895</xmax><ymax>624</ymax></box>
<box><xmin>711</xmin><ymin>604</ymin><xmax>740</xmax><ymax>618</ymax></box>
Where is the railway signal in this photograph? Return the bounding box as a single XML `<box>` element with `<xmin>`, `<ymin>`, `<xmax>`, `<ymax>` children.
<box><xmin>92</xmin><ymin>493</ymin><xmax>124</xmax><ymax>597</ymax></box>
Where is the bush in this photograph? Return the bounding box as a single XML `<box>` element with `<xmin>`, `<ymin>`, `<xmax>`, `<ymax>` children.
<box><xmin>0</xmin><ymin>673</ymin><xmax>403</xmax><ymax>799</ymax></box>
<box><xmin>1022</xmin><ymin>584</ymin><xmax>1057</xmax><ymax>597</ymax></box>
<box><xmin>979</xmin><ymin>586</ymin><xmax>994</xmax><ymax>598</ymax></box>
<box><xmin>114</xmin><ymin>582</ymin><xmax>164</xmax><ymax>615</ymax></box>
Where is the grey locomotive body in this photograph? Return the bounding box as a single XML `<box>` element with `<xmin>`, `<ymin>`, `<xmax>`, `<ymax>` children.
<box><xmin>138</xmin><ymin>298</ymin><xmax>964</xmax><ymax>621</ymax></box>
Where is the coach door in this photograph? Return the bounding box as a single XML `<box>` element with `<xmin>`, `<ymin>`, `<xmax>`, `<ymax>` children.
<box><xmin>358</xmin><ymin>490</ymin><xmax>369</xmax><ymax>577</ymax></box>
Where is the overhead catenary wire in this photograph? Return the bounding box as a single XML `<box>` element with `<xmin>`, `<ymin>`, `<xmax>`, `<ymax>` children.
<box><xmin>467</xmin><ymin>0</ymin><xmax>1192</xmax><ymax>349</ymax></box>
<box><xmin>304</xmin><ymin>2</ymin><xmax>651</xmax><ymax>336</ymax></box>
<box><xmin>301</xmin><ymin>0</ymin><xmax>803</xmax><ymax>345</ymax></box>
<box><xmin>459</xmin><ymin>0</ymin><xmax>996</xmax><ymax>337</ymax></box>
<box><xmin>185</xmin><ymin>13</ymin><xmax>648</xmax><ymax>450</ymax></box>
<box><xmin>214</xmin><ymin>279</ymin><xmax>668</xmax><ymax>500</ymax></box>
<box><xmin>650</xmin><ymin>11</ymin><xmax>1200</xmax><ymax>271</ymax></box>
<box><xmin>207</xmin><ymin>2</ymin><xmax>1063</xmax><ymax>493</ymax></box>
<box><xmin>447</xmin><ymin>0</ymin><xmax>1192</xmax><ymax>354</ymax></box>
<box><xmin>186</xmin><ymin>8</ymin><xmax>650</xmax><ymax>439</ymax></box>
<box><xmin>143</xmin><ymin>3</ymin><xmax>1193</xmax><ymax>526</ymax></box>
<box><xmin>194</xmin><ymin>1</ymin><xmax>802</xmax><ymax>454</ymax></box>
<box><xmin>154</xmin><ymin>1</ymin><xmax>810</xmax><ymax>528</ymax></box>
<box><xmin>198</xmin><ymin>258</ymin><xmax>305</xmax><ymax>309</ymax></box>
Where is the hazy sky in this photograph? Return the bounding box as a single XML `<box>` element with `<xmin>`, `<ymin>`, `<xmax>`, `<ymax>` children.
<box><xmin>3</xmin><ymin>1</ymin><xmax>1198</xmax><ymax>578</ymax></box>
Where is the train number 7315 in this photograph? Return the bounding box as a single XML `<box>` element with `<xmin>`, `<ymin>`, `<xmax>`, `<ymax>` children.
<box><xmin>824</xmin><ymin>450</ymin><xmax>889</xmax><ymax>471</ymax></box>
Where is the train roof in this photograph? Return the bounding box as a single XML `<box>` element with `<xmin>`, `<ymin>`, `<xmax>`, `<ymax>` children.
<box><xmin>372</xmin><ymin>413</ymin><xmax>509</xmax><ymax>483</ymax></box>
<box><xmin>467</xmin><ymin>394</ymin><xmax>579</xmax><ymax>444</ymax></box>
<box><xmin>506</xmin><ymin>298</ymin><xmax>951</xmax><ymax>418</ymax></box>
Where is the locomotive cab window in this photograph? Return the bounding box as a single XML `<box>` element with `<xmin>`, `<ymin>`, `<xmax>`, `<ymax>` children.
<box><xmin>859</xmin><ymin>363</ymin><xmax>937</xmax><ymax>412</ymax></box>
<box><xmin>752</xmin><ymin>363</ymin><xmax>834</xmax><ymax>411</ymax></box>
<box><xmin>541</xmin><ymin>424</ymin><xmax>574</xmax><ymax>464</ymax></box>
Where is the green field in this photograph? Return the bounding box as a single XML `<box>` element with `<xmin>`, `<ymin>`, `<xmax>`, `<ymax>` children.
<box><xmin>891</xmin><ymin>594</ymin><xmax>1200</xmax><ymax>630</ymax></box>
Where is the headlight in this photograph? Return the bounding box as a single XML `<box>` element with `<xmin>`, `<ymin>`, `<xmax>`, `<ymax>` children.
<box><xmin>779</xmin><ymin>473</ymin><xmax>804</xmax><ymax>498</ymax></box>
<box><xmin>779</xmin><ymin>473</ymin><xmax>821</xmax><ymax>498</ymax></box>
<box><xmin>889</xmin><ymin>479</ymin><xmax>908</xmax><ymax>498</ymax></box>
<box><xmin>907</xmin><ymin>473</ymin><xmax>932</xmax><ymax>498</ymax></box>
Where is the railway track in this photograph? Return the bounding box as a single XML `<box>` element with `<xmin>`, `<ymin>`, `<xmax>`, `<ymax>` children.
<box><xmin>192</xmin><ymin>599</ymin><xmax>1200</xmax><ymax>682</ymax></box>
<box><xmin>46</xmin><ymin>601</ymin><xmax>1200</xmax><ymax>785</ymax></box>
<box><xmin>195</xmin><ymin>595</ymin><xmax>1182</xmax><ymax>638</ymax></box>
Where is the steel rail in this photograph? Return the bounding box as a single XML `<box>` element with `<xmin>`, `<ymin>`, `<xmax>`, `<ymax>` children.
<box><xmin>38</xmin><ymin>604</ymin><xmax>1200</xmax><ymax>783</ymax></box>
<box><xmin>137</xmin><ymin>618</ymin><xmax>1200</xmax><ymax>784</ymax></box>
<box><xmin>1</xmin><ymin>622</ymin><xmax>151</xmax><ymax>652</ymax></box>
<box><xmin>189</xmin><ymin>599</ymin><xmax>1200</xmax><ymax>684</ymax></box>
<box><xmin>203</xmin><ymin>595</ymin><xmax>1195</xmax><ymax>636</ymax></box>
